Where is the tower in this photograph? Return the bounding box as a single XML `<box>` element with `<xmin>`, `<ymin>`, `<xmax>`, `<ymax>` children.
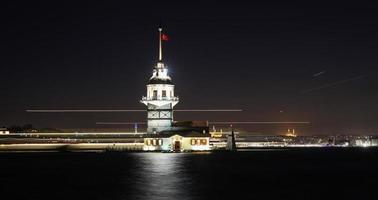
<box><xmin>226</xmin><ymin>125</ymin><xmax>237</xmax><ymax>151</ymax></box>
<box><xmin>141</xmin><ymin>26</ymin><xmax>179</xmax><ymax>133</ymax></box>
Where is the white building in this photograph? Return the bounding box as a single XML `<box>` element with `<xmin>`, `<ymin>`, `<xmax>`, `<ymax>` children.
<box><xmin>143</xmin><ymin>131</ymin><xmax>211</xmax><ymax>152</ymax></box>
<box><xmin>0</xmin><ymin>128</ymin><xmax>9</xmax><ymax>134</ymax></box>
<box><xmin>141</xmin><ymin>26</ymin><xmax>178</xmax><ymax>133</ymax></box>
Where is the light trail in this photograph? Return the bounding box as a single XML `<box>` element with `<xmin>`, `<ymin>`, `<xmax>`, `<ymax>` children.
<box><xmin>175</xmin><ymin>109</ymin><xmax>242</xmax><ymax>112</ymax></box>
<box><xmin>26</xmin><ymin>109</ymin><xmax>242</xmax><ymax>113</ymax></box>
<box><xmin>96</xmin><ymin>122</ymin><xmax>146</xmax><ymax>125</ymax></box>
<box><xmin>26</xmin><ymin>110</ymin><xmax>145</xmax><ymax>112</ymax></box>
<box><xmin>302</xmin><ymin>74</ymin><xmax>368</xmax><ymax>94</ymax></box>
<box><xmin>313</xmin><ymin>70</ymin><xmax>326</xmax><ymax>77</ymax></box>
<box><xmin>209</xmin><ymin>121</ymin><xmax>311</xmax><ymax>124</ymax></box>
<box><xmin>96</xmin><ymin>121</ymin><xmax>310</xmax><ymax>125</ymax></box>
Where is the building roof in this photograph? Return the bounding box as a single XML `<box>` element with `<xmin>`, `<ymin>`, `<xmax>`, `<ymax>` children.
<box><xmin>145</xmin><ymin>130</ymin><xmax>211</xmax><ymax>138</ymax></box>
<box><xmin>172</xmin><ymin>121</ymin><xmax>209</xmax><ymax>127</ymax></box>
<box><xmin>148</xmin><ymin>77</ymin><xmax>173</xmax><ymax>85</ymax></box>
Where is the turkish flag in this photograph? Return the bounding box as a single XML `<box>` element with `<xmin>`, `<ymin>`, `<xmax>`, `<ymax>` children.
<box><xmin>161</xmin><ymin>33</ymin><xmax>169</xmax><ymax>41</ymax></box>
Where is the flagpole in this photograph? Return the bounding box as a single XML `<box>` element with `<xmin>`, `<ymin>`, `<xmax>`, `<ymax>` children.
<box><xmin>159</xmin><ymin>26</ymin><xmax>162</xmax><ymax>61</ymax></box>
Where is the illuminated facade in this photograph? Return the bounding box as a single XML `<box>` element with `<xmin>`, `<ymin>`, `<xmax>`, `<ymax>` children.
<box><xmin>143</xmin><ymin>132</ymin><xmax>210</xmax><ymax>152</ymax></box>
<box><xmin>0</xmin><ymin>128</ymin><xmax>9</xmax><ymax>135</ymax></box>
<box><xmin>140</xmin><ymin>27</ymin><xmax>211</xmax><ymax>151</ymax></box>
<box><xmin>141</xmin><ymin>26</ymin><xmax>179</xmax><ymax>133</ymax></box>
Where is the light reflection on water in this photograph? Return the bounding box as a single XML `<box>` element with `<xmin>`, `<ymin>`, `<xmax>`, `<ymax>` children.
<box><xmin>1</xmin><ymin>150</ymin><xmax>377</xmax><ymax>200</ymax></box>
<box><xmin>128</xmin><ymin>153</ymin><xmax>192</xmax><ymax>200</ymax></box>
<box><xmin>237</xmin><ymin>148</ymin><xmax>289</xmax><ymax>152</ymax></box>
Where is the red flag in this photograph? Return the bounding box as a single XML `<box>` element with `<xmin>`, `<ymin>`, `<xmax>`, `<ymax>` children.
<box><xmin>161</xmin><ymin>33</ymin><xmax>169</xmax><ymax>41</ymax></box>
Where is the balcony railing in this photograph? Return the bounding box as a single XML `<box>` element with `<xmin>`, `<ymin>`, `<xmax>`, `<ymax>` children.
<box><xmin>141</xmin><ymin>96</ymin><xmax>179</xmax><ymax>101</ymax></box>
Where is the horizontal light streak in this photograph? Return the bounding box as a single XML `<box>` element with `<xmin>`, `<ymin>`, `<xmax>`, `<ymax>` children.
<box><xmin>26</xmin><ymin>109</ymin><xmax>242</xmax><ymax>113</ymax></box>
<box><xmin>96</xmin><ymin>121</ymin><xmax>310</xmax><ymax>125</ymax></box>
<box><xmin>96</xmin><ymin>122</ymin><xmax>146</xmax><ymax>125</ymax></box>
<box><xmin>176</xmin><ymin>109</ymin><xmax>242</xmax><ymax>112</ymax></box>
<box><xmin>210</xmin><ymin>121</ymin><xmax>311</xmax><ymax>124</ymax></box>
<box><xmin>26</xmin><ymin>110</ymin><xmax>145</xmax><ymax>112</ymax></box>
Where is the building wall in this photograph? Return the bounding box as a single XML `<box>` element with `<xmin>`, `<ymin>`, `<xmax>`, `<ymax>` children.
<box><xmin>147</xmin><ymin>103</ymin><xmax>173</xmax><ymax>133</ymax></box>
<box><xmin>143</xmin><ymin>136</ymin><xmax>210</xmax><ymax>152</ymax></box>
<box><xmin>0</xmin><ymin>130</ymin><xmax>10</xmax><ymax>134</ymax></box>
<box><xmin>143</xmin><ymin>138</ymin><xmax>171</xmax><ymax>151</ymax></box>
<box><xmin>147</xmin><ymin>120</ymin><xmax>172</xmax><ymax>133</ymax></box>
<box><xmin>147</xmin><ymin>84</ymin><xmax>175</xmax><ymax>99</ymax></box>
<box><xmin>182</xmin><ymin>137</ymin><xmax>210</xmax><ymax>151</ymax></box>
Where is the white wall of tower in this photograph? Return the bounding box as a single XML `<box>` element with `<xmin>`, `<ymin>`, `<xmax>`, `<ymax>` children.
<box><xmin>147</xmin><ymin>84</ymin><xmax>175</xmax><ymax>99</ymax></box>
<box><xmin>140</xmin><ymin>26</ymin><xmax>180</xmax><ymax>133</ymax></box>
<box><xmin>147</xmin><ymin>119</ymin><xmax>172</xmax><ymax>133</ymax></box>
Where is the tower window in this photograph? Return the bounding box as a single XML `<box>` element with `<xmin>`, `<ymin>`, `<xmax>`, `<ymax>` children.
<box><xmin>153</xmin><ymin>90</ymin><xmax>157</xmax><ymax>99</ymax></box>
<box><xmin>162</xmin><ymin>90</ymin><xmax>166</xmax><ymax>97</ymax></box>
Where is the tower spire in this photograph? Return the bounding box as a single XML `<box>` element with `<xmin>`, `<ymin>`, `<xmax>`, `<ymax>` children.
<box><xmin>159</xmin><ymin>26</ymin><xmax>163</xmax><ymax>62</ymax></box>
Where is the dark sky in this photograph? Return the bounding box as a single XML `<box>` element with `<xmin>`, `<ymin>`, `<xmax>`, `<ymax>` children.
<box><xmin>1</xmin><ymin>1</ymin><xmax>378</xmax><ymax>135</ymax></box>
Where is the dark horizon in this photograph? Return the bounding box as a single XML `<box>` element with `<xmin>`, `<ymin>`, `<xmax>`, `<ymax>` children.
<box><xmin>1</xmin><ymin>1</ymin><xmax>378</xmax><ymax>135</ymax></box>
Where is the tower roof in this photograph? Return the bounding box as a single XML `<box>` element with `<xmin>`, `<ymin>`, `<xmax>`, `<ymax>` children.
<box><xmin>148</xmin><ymin>77</ymin><xmax>173</xmax><ymax>85</ymax></box>
<box><xmin>147</xmin><ymin>26</ymin><xmax>173</xmax><ymax>85</ymax></box>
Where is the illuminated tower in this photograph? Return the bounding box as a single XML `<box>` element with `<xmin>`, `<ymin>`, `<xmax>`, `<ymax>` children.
<box><xmin>141</xmin><ymin>26</ymin><xmax>179</xmax><ymax>133</ymax></box>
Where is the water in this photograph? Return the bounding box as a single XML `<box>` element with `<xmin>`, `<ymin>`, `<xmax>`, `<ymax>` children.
<box><xmin>0</xmin><ymin>148</ymin><xmax>378</xmax><ymax>200</ymax></box>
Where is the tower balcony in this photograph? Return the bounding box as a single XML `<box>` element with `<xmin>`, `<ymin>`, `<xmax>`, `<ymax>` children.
<box><xmin>141</xmin><ymin>96</ymin><xmax>179</xmax><ymax>101</ymax></box>
<box><xmin>141</xmin><ymin>96</ymin><xmax>179</xmax><ymax>107</ymax></box>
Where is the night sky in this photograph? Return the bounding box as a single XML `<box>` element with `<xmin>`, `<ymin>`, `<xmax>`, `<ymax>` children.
<box><xmin>1</xmin><ymin>1</ymin><xmax>378</xmax><ymax>135</ymax></box>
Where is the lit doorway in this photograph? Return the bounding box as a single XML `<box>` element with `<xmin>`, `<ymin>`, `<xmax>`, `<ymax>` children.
<box><xmin>174</xmin><ymin>141</ymin><xmax>181</xmax><ymax>152</ymax></box>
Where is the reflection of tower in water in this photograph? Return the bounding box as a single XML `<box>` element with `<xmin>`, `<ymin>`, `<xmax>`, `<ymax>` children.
<box><xmin>132</xmin><ymin>153</ymin><xmax>190</xmax><ymax>199</ymax></box>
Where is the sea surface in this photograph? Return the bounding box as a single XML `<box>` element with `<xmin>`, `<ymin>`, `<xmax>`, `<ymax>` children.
<box><xmin>0</xmin><ymin>148</ymin><xmax>377</xmax><ymax>200</ymax></box>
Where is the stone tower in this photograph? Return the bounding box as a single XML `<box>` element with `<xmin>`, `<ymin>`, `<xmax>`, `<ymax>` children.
<box><xmin>141</xmin><ymin>26</ymin><xmax>179</xmax><ymax>133</ymax></box>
